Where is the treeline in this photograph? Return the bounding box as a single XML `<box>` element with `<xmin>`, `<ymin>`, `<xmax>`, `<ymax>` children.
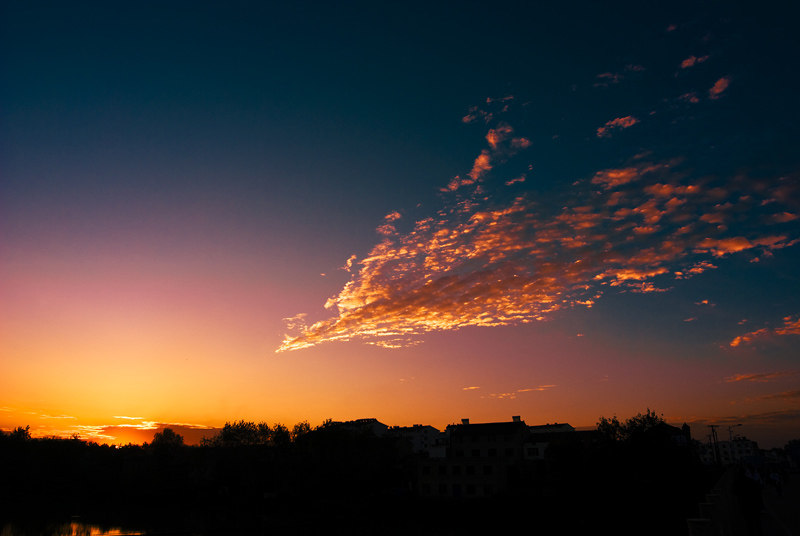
<box><xmin>6</xmin><ymin>412</ymin><xmax>791</xmax><ymax>535</ymax></box>
<box><xmin>195</xmin><ymin>418</ymin><xmax>322</xmax><ymax>447</ymax></box>
<box><xmin>0</xmin><ymin>419</ymin><xmax>412</xmax><ymax>534</ymax></box>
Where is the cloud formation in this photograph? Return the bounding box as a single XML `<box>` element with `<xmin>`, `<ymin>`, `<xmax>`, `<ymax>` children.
<box><xmin>725</xmin><ymin>371</ymin><xmax>799</xmax><ymax>383</ymax></box>
<box><xmin>277</xmin><ymin>114</ymin><xmax>800</xmax><ymax>352</ymax></box>
<box><xmin>709</xmin><ymin>76</ymin><xmax>730</xmax><ymax>99</ymax></box>
<box><xmin>730</xmin><ymin>316</ymin><xmax>800</xmax><ymax>347</ymax></box>
<box><xmin>596</xmin><ymin>116</ymin><xmax>640</xmax><ymax>138</ymax></box>
<box><xmin>680</xmin><ymin>55</ymin><xmax>709</xmax><ymax>69</ymax></box>
<box><xmin>593</xmin><ymin>64</ymin><xmax>645</xmax><ymax>88</ymax></box>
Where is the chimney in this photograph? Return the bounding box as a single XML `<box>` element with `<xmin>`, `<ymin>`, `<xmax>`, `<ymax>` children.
<box><xmin>461</xmin><ymin>418</ymin><xmax>470</xmax><ymax>425</ymax></box>
<box><xmin>512</xmin><ymin>416</ymin><xmax>521</xmax><ymax>422</ymax></box>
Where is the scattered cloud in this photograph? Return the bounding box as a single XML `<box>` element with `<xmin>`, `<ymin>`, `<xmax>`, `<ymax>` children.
<box><xmin>772</xmin><ymin>212</ymin><xmax>798</xmax><ymax>223</ymax></box>
<box><xmin>725</xmin><ymin>371</ymin><xmax>799</xmax><ymax>383</ymax></box>
<box><xmin>597</xmin><ymin>116</ymin><xmax>640</xmax><ymax>138</ymax></box>
<box><xmin>481</xmin><ymin>393</ymin><xmax>512</xmax><ymax>399</ymax></box>
<box><xmin>593</xmin><ymin>64</ymin><xmax>645</xmax><ymax>88</ymax></box>
<box><xmin>730</xmin><ymin>316</ymin><xmax>800</xmax><ymax>346</ymax></box>
<box><xmin>517</xmin><ymin>385</ymin><xmax>555</xmax><ymax>392</ymax></box>
<box><xmin>444</xmin><ymin>121</ymin><xmax>531</xmax><ymax>192</ymax></box>
<box><xmin>748</xmin><ymin>390</ymin><xmax>800</xmax><ymax>402</ymax></box>
<box><xmin>680</xmin><ymin>55</ymin><xmax>709</xmax><ymax>69</ymax></box>
<box><xmin>709</xmin><ymin>76</ymin><xmax>730</xmax><ymax>99</ymax></box>
<box><xmin>506</xmin><ymin>174</ymin><xmax>526</xmax><ymax>186</ymax></box>
<box><xmin>462</xmin><ymin>386</ymin><xmax>481</xmax><ymax>390</ymax></box>
<box><xmin>679</xmin><ymin>92</ymin><xmax>700</xmax><ymax>104</ymax></box>
<box><xmin>277</xmin><ymin>112</ymin><xmax>800</xmax><ymax>353</ymax></box>
<box><xmin>593</xmin><ymin>72</ymin><xmax>622</xmax><ymax>87</ymax></box>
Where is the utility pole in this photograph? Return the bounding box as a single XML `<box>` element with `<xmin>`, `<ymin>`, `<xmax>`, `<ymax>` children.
<box><xmin>708</xmin><ymin>425</ymin><xmax>721</xmax><ymax>467</ymax></box>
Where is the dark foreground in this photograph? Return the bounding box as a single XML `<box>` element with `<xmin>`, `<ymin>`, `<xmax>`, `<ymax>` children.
<box><xmin>1</xmin><ymin>429</ymin><xmax>727</xmax><ymax>535</ymax></box>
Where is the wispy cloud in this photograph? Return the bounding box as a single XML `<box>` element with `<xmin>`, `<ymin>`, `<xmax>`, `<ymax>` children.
<box><xmin>731</xmin><ymin>316</ymin><xmax>800</xmax><ymax>347</ymax></box>
<box><xmin>709</xmin><ymin>76</ymin><xmax>730</xmax><ymax>99</ymax></box>
<box><xmin>680</xmin><ymin>55</ymin><xmax>709</xmax><ymax>69</ymax></box>
<box><xmin>593</xmin><ymin>64</ymin><xmax>645</xmax><ymax>88</ymax></box>
<box><xmin>443</xmin><ymin>121</ymin><xmax>530</xmax><ymax>192</ymax></box>
<box><xmin>748</xmin><ymin>390</ymin><xmax>800</xmax><ymax>402</ymax></box>
<box><xmin>518</xmin><ymin>385</ymin><xmax>555</xmax><ymax>392</ymax></box>
<box><xmin>725</xmin><ymin>371</ymin><xmax>799</xmax><ymax>383</ymax></box>
<box><xmin>277</xmin><ymin>114</ymin><xmax>800</xmax><ymax>353</ymax></box>
<box><xmin>687</xmin><ymin>410</ymin><xmax>800</xmax><ymax>430</ymax></box>
<box><xmin>596</xmin><ymin>116</ymin><xmax>640</xmax><ymax>138</ymax></box>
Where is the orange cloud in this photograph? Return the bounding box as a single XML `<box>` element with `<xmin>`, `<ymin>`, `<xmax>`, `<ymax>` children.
<box><xmin>597</xmin><ymin>116</ymin><xmax>640</xmax><ymax>138</ymax></box>
<box><xmin>709</xmin><ymin>76</ymin><xmax>730</xmax><ymax>99</ymax></box>
<box><xmin>593</xmin><ymin>65</ymin><xmax>645</xmax><ymax>88</ymax></box>
<box><xmin>725</xmin><ymin>371</ymin><xmax>799</xmax><ymax>383</ymax></box>
<box><xmin>680</xmin><ymin>55</ymin><xmax>709</xmax><ymax>68</ymax></box>
<box><xmin>679</xmin><ymin>92</ymin><xmax>700</xmax><ymax>104</ymax></box>
<box><xmin>486</xmin><ymin>123</ymin><xmax>514</xmax><ymax>150</ymax></box>
<box><xmin>277</xmin><ymin>115</ymin><xmax>800</xmax><ymax>352</ymax></box>
<box><xmin>446</xmin><ymin>122</ymin><xmax>532</xmax><ymax>192</ymax></box>
<box><xmin>469</xmin><ymin>150</ymin><xmax>493</xmax><ymax>181</ymax></box>
<box><xmin>772</xmin><ymin>212</ymin><xmax>798</xmax><ymax>223</ymax></box>
<box><xmin>730</xmin><ymin>316</ymin><xmax>800</xmax><ymax>347</ymax></box>
<box><xmin>594</xmin><ymin>72</ymin><xmax>621</xmax><ymax>87</ymax></box>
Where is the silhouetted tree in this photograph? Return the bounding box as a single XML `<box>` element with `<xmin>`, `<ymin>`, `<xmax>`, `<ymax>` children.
<box><xmin>315</xmin><ymin>418</ymin><xmax>335</xmax><ymax>430</ymax></box>
<box><xmin>257</xmin><ymin>422</ymin><xmax>272</xmax><ymax>444</ymax></box>
<box><xmin>11</xmin><ymin>425</ymin><xmax>31</xmax><ymax>441</ymax></box>
<box><xmin>291</xmin><ymin>421</ymin><xmax>311</xmax><ymax>442</ymax></box>
<box><xmin>151</xmin><ymin>427</ymin><xmax>184</xmax><ymax>449</ymax></box>
<box><xmin>597</xmin><ymin>414</ymin><xmax>623</xmax><ymax>443</ymax></box>
<box><xmin>597</xmin><ymin>408</ymin><xmax>665</xmax><ymax>443</ymax></box>
<box><xmin>272</xmin><ymin>423</ymin><xmax>290</xmax><ymax>447</ymax></box>
<box><xmin>624</xmin><ymin>408</ymin><xmax>664</xmax><ymax>440</ymax></box>
<box><xmin>201</xmin><ymin>420</ymin><xmax>273</xmax><ymax>447</ymax></box>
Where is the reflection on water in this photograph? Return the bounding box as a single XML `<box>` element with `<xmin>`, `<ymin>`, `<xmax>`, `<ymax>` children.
<box><xmin>1</xmin><ymin>519</ymin><xmax>145</xmax><ymax>536</ymax></box>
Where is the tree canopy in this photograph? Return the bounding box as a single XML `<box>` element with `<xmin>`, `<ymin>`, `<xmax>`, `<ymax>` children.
<box><xmin>597</xmin><ymin>408</ymin><xmax>665</xmax><ymax>443</ymax></box>
<box><xmin>151</xmin><ymin>427</ymin><xmax>185</xmax><ymax>449</ymax></box>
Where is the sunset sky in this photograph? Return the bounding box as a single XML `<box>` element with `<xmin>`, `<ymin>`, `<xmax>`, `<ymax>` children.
<box><xmin>2</xmin><ymin>1</ymin><xmax>799</xmax><ymax>448</ymax></box>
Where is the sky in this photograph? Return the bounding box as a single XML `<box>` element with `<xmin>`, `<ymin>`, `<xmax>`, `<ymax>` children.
<box><xmin>1</xmin><ymin>1</ymin><xmax>799</xmax><ymax>449</ymax></box>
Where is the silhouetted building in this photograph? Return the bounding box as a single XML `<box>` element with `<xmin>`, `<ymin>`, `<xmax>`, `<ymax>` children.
<box><xmin>525</xmin><ymin>423</ymin><xmax>576</xmax><ymax>460</ymax></box>
<box><xmin>699</xmin><ymin>437</ymin><xmax>759</xmax><ymax>465</ymax></box>
<box><xmin>415</xmin><ymin>416</ymin><xmax>528</xmax><ymax>498</ymax></box>
<box><xmin>331</xmin><ymin>418</ymin><xmax>388</xmax><ymax>437</ymax></box>
<box><xmin>387</xmin><ymin>424</ymin><xmax>440</xmax><ymax>455</ymax></box>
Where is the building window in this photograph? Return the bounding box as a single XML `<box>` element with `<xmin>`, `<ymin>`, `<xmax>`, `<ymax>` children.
<box><xmin>483</xmin><ymin>465</ymin><xmax>493</xmax><ymax>475</ymax></box>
